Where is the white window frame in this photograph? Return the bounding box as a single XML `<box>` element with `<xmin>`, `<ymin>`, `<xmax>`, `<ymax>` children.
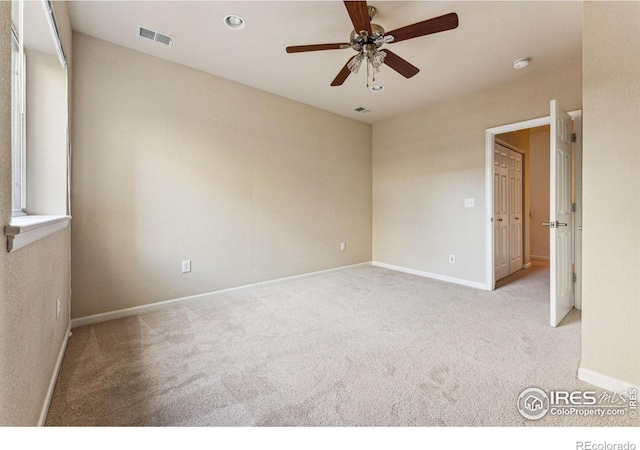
<box><xmin>5</xmin><ymin>2</ymin><xmax>71</xmax><ymax>253</ymax></box>
<box><xmin>11</xmin><ymin>25</ymin><xmax>26</xmax><ymax>216</ymax></box>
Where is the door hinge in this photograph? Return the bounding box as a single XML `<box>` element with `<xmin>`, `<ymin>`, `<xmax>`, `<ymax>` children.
<box><xmin>571</xmin><ymin>203</ymin><xmax>576</xmax><ymax>212</ymax></box>
<box><xmin>573</xmin><ymin>273</ymin><xmax>577</xmax><ymax>283</ymax></box>
<box><xmin>571</xmin><ymin>133</ymin><xmax>577</xmax><ymax>143</ymax></box>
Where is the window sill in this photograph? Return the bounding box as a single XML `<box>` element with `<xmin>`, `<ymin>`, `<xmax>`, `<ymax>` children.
<box><xmin>5</xmin><ymin>215</ymin><xmax>71</xmax><ymax>252</ymax></box>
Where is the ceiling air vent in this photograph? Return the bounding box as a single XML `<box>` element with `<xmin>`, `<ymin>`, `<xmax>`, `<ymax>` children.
<box><xmin>136</xmin><ymin>25</ymin><xmax>174</xmax><ymax>47</ymax></box>
<box><xmin>354</xmin><ymin>107</ymin><xmax>371</xmax><ymax>113</ymax></box>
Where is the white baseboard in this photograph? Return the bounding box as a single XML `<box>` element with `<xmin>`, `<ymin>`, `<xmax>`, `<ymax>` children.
<box><xmin>71</xmin><ymin>261</ymin><xmax>373</xmax><ymax>328</ymax></box>
<box><xmin>523</xmin><ymin>262</ymin><xmax>532</xmax><ymax>269</ymax></box>
<box><xmin>38</xmin><ymin>323</ymin><xmax>71</xmax><ymax>426</ymax></box>
<box><xmin>530</xmin><ymin>255</ymin><xmax>550</xmax><ymax>261</ymax></box>
<box><xmin>372</xmin><ymin>261</ymin><xmax>488</xmax><ymax>290</ymax></box>
<box><xmin>578</xmin><ymin>366</ymin><xmax>639</xmax><ymax>393</ymax></box>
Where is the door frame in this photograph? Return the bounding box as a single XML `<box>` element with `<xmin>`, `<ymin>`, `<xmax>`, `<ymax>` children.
<box><xmin>484</xmin><ymin>111</ymin><xmax>582</xmax><ymax>304</ymax></box>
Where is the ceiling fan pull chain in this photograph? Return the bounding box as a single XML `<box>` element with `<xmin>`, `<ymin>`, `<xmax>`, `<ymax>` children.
<box><xmin>372</xmin><ymin>59</ymin><xmax>375</xmax><ymax>83</ymax></box>
<box><xmin>366</xmin><ymin>58</ymin><xmax>370</xmax><ymax>87</ymax></box>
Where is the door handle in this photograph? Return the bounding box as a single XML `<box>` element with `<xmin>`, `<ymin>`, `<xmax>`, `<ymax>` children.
<box><xmin>498</xmin><ymin>218</ymin><xmax>503</xmax><ymax>222</ymax></box>
<box><xmin>543</xmin><ymin>221</ymin><xmax>555</xmax><ymax>228</ymax></box>
<box><xmin>556</xmin><ymin>222</ymin><xmax>568</xmax><ymax>227</ymax></box>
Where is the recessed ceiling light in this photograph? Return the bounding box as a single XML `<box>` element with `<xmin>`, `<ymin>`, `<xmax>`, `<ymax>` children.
<box><xmin>370</xmin><ymin>85</ymin><xmax>385</xmax><ymax>92</ymax></box>
<box><xmin>223</xmin><ymin>14</ymin><xmax>246</xmax><ymax>30</ymax></box>
<box><xmin>513</xmin><ymin>58</ymin><xmax>530</xmax><ymax>69</ymax></box>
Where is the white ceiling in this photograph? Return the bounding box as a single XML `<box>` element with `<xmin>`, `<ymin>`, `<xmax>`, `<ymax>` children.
<box><xmin>68</xmin><ymin>1</ymin><xmax>582</xmax><ymax>124</ymax></box>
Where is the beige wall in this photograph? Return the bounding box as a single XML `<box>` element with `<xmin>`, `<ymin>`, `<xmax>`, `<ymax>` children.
<box><xmin>0</xmin><ymin>1</ymin><xmax>72</xmax><ymax>426</ymax></box>
<box><xmin>496</xmin><ymin>129</ymin><xmax>530</xmax><ymax>153</ymax></box>
<box><xmin>71</xmin><ymin>33</ymin><xmax>372</xmax><ymax>319</ymax></box>
<box><xmin>529</xmin><ymin>127</ymin><xmax>550</xmax><ymax>260</ymax></box>
<box><xmin>373</xmin><ymin>59</ymin><xmax>582</xmax><ymax>284</ymax></box>
<box><xmin>581</xmin><ymin>2</ymin><xmax>640</xmax><ymax>386</ymax></box>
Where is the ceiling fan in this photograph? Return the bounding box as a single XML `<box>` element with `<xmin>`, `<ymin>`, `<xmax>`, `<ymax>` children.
<box><xmin>286</xmin><ymin>1</ymin><xmax>459</xmax><ymax>87</ymax></box>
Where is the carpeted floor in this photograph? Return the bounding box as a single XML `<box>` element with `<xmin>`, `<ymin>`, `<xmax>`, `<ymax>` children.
<box><xmin>46</xmin><ymin>262</ymin><xmax>634</xmax><ymax>426</ymax></box>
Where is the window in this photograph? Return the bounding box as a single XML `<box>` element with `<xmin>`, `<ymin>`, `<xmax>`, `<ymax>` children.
<box><xmin>11</xmin><ymin>26</ymin><xmax>25</xmax><ymax>216</ymax></box>
<box><xmin>5</xmin><ymin>0</ymin><xmax>71</xmax><ymax>252</ymax></box>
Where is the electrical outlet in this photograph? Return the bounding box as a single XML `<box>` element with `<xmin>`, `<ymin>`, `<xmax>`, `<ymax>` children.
<box><xmin>56</xmin><ymin>296</ymin><xmax>61</xmax><ymax>319</ymax></box>
<box><xmin>464</xmin><ymin>198</ymin><xmax>475</xmax><ymax>208</ymax></box>
<box><xmin>182</xmin><ymin>260</ymin><xmax>191</xmax><ymax>273</ymax></box>
<box><xmin>340</xmin><ymin>242</ymin><xmax>346</xmax><ymax>251</ymax></box>
<box><xmin>449</xmin><ymin>254</ymin><xmax>456</xmax><ymax>264</ymax></box>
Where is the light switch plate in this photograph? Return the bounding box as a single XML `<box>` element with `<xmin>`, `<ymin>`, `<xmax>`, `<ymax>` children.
<box><xmin>464</xmin><ymin>198</ymin><xmax>475</xmax><ymax>208</ymax></box>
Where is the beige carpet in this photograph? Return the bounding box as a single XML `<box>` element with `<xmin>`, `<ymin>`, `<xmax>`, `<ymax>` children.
<box><xmin>46</xmin><ymin>262</ymin><xmax>633</xmax><ymax>426</ymax></box>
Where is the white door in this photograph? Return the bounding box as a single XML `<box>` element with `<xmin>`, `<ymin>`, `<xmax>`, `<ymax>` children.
<box><xmin>509</xmin><ymin>150</ymin><xmax>523</xmax><ymax>274</ymax></box>
<box><xmin>549</xmin><ymin>100</ymin><xmax>573</xmax><ymax>326</ymax></box>
<box><xmin>494</xmin><ymin>143</ymin><xmax>509</xmax><ymax>281</ymax></box>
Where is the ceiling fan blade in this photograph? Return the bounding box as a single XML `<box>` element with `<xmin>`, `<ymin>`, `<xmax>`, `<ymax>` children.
<box><xmin>331</xmin><ymin>60</ymin><xmax>353</xmax><ymax>86</ymax></box>
<box><xmin>382</xmin><ymin>50</ymin><xmax>419</xmax><ymax>78</ymax></box>
<box><xmin>386</xmin><ymin>12</ymin><xmax>458</xmax><ymax>43</ymax></box>
<box><xmin>286</xmin><ymin>43</ymin><xmax>350</xmax><ymax>53</ymax></box>
<box><xmin>344</xmin><ymin>1</ymin><xmax>372</xmax><ymax>34</ymax></box>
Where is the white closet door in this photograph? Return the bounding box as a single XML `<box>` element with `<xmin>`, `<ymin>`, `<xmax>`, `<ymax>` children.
<box><xmin>509</xmin><ymin>150</ymin><xmax>523</xmax><ymax>275</ymax></box>
<box><xmin>494</xmin><ymin>143</ymin><xmax>509</xmax><ymax>281</ymax></box>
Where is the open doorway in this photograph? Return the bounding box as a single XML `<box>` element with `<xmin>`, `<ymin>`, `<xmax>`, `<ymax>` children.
<box><xmin>494</xmin><ymin>125</ymin><xmax>550</xmax><ymax>286</ymax></box>
<box><xmin>484</xmin><ymin>105</ymin><xmax>583</xmax><ymax>326</ymax></box>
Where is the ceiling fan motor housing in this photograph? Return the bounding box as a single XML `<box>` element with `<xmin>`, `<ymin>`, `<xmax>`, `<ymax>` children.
<box><xmin>349</xmin><ymin>23</ymin><xmax>386</xmax><ymax>51</ymax></box>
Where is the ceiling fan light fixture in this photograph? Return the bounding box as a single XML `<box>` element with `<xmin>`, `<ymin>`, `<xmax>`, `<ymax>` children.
<box><xmin>223</xmin><ymin>14</ymin><xmax>246</xmax><ymax>30</ymax></box>
<box><xmin>370</xmin><ymin>49</ymin><xmax>385</xmax><ymax>68</ymax></box>
<box><xmin>347</xmin><ymin>53</ymin><xmax>365</xmax><ymax>73</ymax></box>
<box><xmin>513</xmin><ymin>57</ymin><xmax>530</xmax><ymax>69</ymax></box>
